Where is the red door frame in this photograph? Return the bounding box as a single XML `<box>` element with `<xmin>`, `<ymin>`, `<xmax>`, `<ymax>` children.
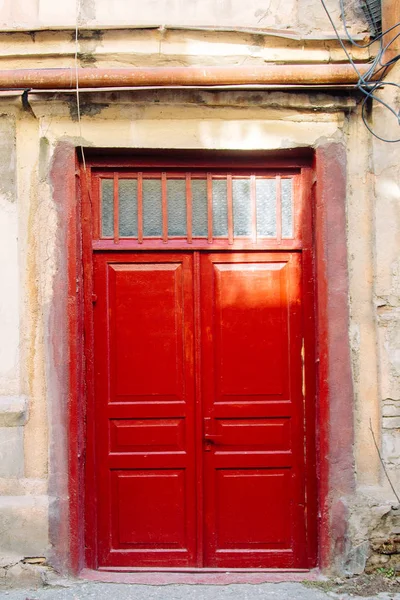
<box><xmin>48</xmin><ymin>145</ymin><xmax>353</xmax><ymax>575</ymax></box>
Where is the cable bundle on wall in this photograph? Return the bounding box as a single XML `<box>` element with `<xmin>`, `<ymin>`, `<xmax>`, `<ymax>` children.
<box><xmin>360</xmin><ymin>0</ymin><xmax>382</xmax><ymax>38</ymax></box>
<box><xmin>320</xmin><ymin>0</ymin><xmax>400</xmax><ymax>142</ymax></box>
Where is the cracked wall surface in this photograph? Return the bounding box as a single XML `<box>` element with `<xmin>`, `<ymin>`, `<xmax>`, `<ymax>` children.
<box><xmin>344</xmin><ymin>62</ymin><xmax>400</xmax><ymax>575</ymax></box>
<box><xmin>0</xmin><ymin>89</ymin><xmax>353</xmax><ymax>573</ymax></box>
<box><xmin>373</xmin><ymin>64</ymin><xmax>400</xmax><ymax>490</ymax></box>
<box><xmin>0</xmin><ymin>0</ymin><xmax>368</xmax><ymax>34</ymax></box>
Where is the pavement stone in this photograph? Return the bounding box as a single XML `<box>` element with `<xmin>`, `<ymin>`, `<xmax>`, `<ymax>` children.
<box><xmin>1</xmin><ymin>582</ymin><xmax>400</xmax><ymax>600</ymax></box>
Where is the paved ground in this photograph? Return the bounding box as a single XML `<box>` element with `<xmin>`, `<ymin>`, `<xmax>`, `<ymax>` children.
<box><xmin>1</xmin><ymin>582</ymin><xmax>400</xmax><ymax>600</ymax></box>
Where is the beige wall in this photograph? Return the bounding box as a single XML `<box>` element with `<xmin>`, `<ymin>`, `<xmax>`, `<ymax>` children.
<box><xmin>0</xmin><ymin>0</ymin><xmax>367</xmax><ymax>34</ymax></box>
<box><xmin>373</xmin><ymin>64</ymin><xmax>400</xmax><ymax>484</ymax></box>
<box><xmin>0</xmin><ymin>87</ymin><xmax>381</xmax><ymax>564</ymax></box>
<box><xmin>344</xmin><ymin>65</ymin><xmax>400</xmax><ymax>571</ymax></box>
<box><xmin>0</xmin><ymin>90</ymin><xmax>398</xmax><ymax>575</ymax></box>
<box><xmin>0</xmin><ymin>90</ymin><xmax>348</xmax><ymax>566</ymax></box>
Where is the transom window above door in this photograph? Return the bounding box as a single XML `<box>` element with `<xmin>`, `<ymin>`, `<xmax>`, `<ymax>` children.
<box><xmin>90</xmin><ymin>168</ymin><xmax>304</xmax><ymax>250</ymax></box>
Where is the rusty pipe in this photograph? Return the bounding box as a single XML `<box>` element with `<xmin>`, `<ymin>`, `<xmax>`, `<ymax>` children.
<box><xmin>0</xmin><ymin>64</ymin><xmax>373</xmax><ymax>90</ymax></box>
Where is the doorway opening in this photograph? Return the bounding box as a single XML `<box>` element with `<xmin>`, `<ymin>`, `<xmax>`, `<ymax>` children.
<box><xmin>80</xmin><ymin>154</ymin><xmax>317</xmax><ymax>571</ymax></box>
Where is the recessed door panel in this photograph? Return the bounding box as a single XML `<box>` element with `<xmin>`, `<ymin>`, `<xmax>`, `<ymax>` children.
<box><xmin>212</xmin><ymin>262</ymin><xmax>288</xmax><ymax>401</ymax></box>
<box><xmin>213</xmin><ymin>418</ymin><xmax>291</xmax><ymax>450</ymax></box>
<box><xmin>111</xmin><ymin>470</ymin><xmax>187</xmax><ymax>547</ymax></box>
<box><xmin>110</xmin><ymin>263</ymin><xmax>185</xmax><ymax>400</ymax></box>
<box><xmin>109</xmin><ymin>419</ymin><xmax>185</xmax><ymax>453</ymax></box>
<box><xmin>215</xmin><ymin>469</ymin><xmax>292</xmax><ymax>548</ymax></box>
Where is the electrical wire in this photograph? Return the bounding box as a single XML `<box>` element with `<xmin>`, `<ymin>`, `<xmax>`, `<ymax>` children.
<box><xmin>320</xmin><ymin>0</ymin><xmax>400</xmax><ymax>142</ymax></box>
<box><xmin>75</xmin><ymin>0</ymin><xmax>87</xmax><ymax>169</ymax></box>
<box><xmin>74</xmin><ymin>0</ymin><xmax>94</xmax><ymax>212</ymax></box>
<box><xmin>370</xmin><ymin>419</ymin><xmax>400</xmax><ymax>505</ymax></box>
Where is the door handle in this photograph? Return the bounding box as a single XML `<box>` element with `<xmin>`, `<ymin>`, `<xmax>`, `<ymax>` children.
<box><xmin>203</xmin><ymin>417</ymin><xmax>222</xmax><ymax>444</ymax></box>
<box><xmin>203</xmin><ymin>432</ymin><xmax>222</xmax><ymax>443</ymax></box>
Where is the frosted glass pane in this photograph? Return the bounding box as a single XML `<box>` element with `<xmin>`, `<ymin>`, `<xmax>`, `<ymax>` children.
<box><xmin>119</xmin><ymin>179</ymin><xmax>137</xmax><ymax>237</ymax></box>
<box><xmin>101</xmin><ymin>179</ymin><xmax>114</xmax><ymax>237</ymax></box>
<box><xmin>192</xmin><ymin>180</ymin><xmax>207</xmax><ymax>237</ymax></box>
<box><xmin>233</xmin><ymin>179</ymin><xmax>251</xmax><ymax>237</ymax></box>
<box><xmin>167</xmin><ymin>179</ymin><xmax>186</xmax><ymax>237</ymax></box>
<box><xmin>212</xmin><ymin>179</ymin><xmax>228</xmax><ymax>237</ymax></box>
<box><xmin>143</xmin><ymin>179</ymin><xmax>162</xmax><ymax>237</ymax></box>
<box><xmin>256</xmin><ymin>179</ymin><xmax>276</xmax><ymax>237</ymax></box>
<box><xmin>282</xmin><ymin>179</ymin><xmax>293</xmax><ymax>238</ymax></box>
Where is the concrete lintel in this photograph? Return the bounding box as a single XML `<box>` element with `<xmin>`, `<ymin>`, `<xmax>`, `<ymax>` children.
<box><xmin>27</xmin><ymin>89</ymin><xmax>359</xmax><ymax>112</ymax></box>
<box><xmin>0</xmin><ymin>396</ymin><xmax>28</xmax><ymax>427</ymax></box>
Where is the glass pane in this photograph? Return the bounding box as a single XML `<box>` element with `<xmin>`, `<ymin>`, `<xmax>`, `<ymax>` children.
<box><xmin>212</xmin><ymin>179</ymin><xmax>228</xmax><ymax>237</ymax></box>
<box><xmin>119</xmin><ymin>179</ymin><xmax>137</xmax><ymax>237</ymax></box>
<box><xmin>167</xmin><ymin>179</ymin><xmax>186</xmax><ymax>237</ymax></box>
<box><xmin>192</xmin><ymin>180</ymin><xmax>208</xmax><ymax>237</ymax></box>
<box><xmin>256</xmin><ymin>179</ymin><xmax>276</xmax><ymax>237</ymax></box>
<box><xmin>282</xmin><ymin>179</ymin><xmax>293</xmax><ymax>238</ymax></box>
<box><xmin>233</xmin><ymin>179</ymin><xmax>251</xmax><ymax>237</ymax></box>
<box><xmin>101</xmin><ymin>179</ymin><xmax>114</xmax><ymax>237</ymax></box>
<box><xmin>143</xmin><ymin>179</ymin><xmax>162</xmax><ymax>237</ymax></box>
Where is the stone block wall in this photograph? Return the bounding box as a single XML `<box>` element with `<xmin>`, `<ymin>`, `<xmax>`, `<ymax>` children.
<box><xmin>366</xmin><ymin>508</ymin><xmax>400</xmax><ymax>574</ymax></box>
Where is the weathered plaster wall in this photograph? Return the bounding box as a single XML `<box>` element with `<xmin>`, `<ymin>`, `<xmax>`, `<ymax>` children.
<box><xmin>0</xmin><ymin>0</ymin><xmax>367</xmax><ymax>35</ymax></box>
<box><xmin>0</xmin><ymin>109</ymin><xmax>50</xmax><ymax>570</ymax></box>
<box><xmin>0</xmin><ymin>2</ymin><xmax>397</xmax><ymax>580</ymax></box>
<box><xmin>0</xmin><ymin>85</ymin><xmax>397</xmax><ymax>577</ymax></box>
<box><xmin>0</xmin><ymin>28</ymin><xmax>371</xmax><ymax>74</ymax></box>
<box><xmin>0</xmin><ymin>89</ymin><xmax>356</xmax><ymax>573</ymax></box>
<box><xmin>346</xmin><ymin>102</ymin><xmax>380</xmax><ymax>488</ymax></box>
<box><xmin>0</xmin><ymin>116</ymin><xmax>18</xmax><ymax>395</ymax></box>
<box><xmin>344</xmin><ymin>63</ymin><xmax>400</xmax><ymax>574</ymax></box>
<box><xmin>373</xmin><ymin>64</ymin><xmax>400</xmax><ymax>490</ymax></box>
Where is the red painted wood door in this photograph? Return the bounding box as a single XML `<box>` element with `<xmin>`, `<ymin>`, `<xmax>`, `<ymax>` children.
<box><xmin>91</xmin><ymin>251</ymin><xmax>307</xmax><ymax>569</ymax></box>
<box><xmin>93</xmin><ymin>252</ymin><xmax>197</xmax><ymax>567</ymax></box>
<box><xmin>200</xmin><ymin>252</ymin><xmax>305</xmax><ymax>568</ymax></box>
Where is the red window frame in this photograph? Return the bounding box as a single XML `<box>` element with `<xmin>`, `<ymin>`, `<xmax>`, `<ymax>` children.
<box><xmin>91</xmin><ymin>167</ymin><xmax>302</xmax><ymax>251</ymax></box>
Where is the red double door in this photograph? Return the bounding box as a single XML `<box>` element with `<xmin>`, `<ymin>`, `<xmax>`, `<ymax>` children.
<box><xmin>92</xmin><ymin>251</ymin><xmax>309</xmax><ymax>569</ymax></box>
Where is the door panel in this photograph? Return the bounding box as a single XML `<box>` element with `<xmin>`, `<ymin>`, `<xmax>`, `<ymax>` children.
<box><xmin>210</xmin><ymin>261</ymin><xmax>289</xmax><ymax>402</ymax></box>
<box><xmin>93</xmin><ymin>253</ymin><xmax>196</xmax><ymax>567</ymax></box>
<box><xmin>111</xmin><ymin>470</ymin><xmax>187</xmax><ymax>546</ymax></box>
<box><xmin>110</xmin><ymin>263</ymin><xmax>185</xmax><ymax>400</ymax></box>
<box><xmin>215</xmin><ymin>469</ymin><xmax>292</xmax><ymax>548</ymax></box>
<box><xmin>200</xmin><ymin>252</ymin><xmax>306</xmax><ymax>568</ymax></box>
